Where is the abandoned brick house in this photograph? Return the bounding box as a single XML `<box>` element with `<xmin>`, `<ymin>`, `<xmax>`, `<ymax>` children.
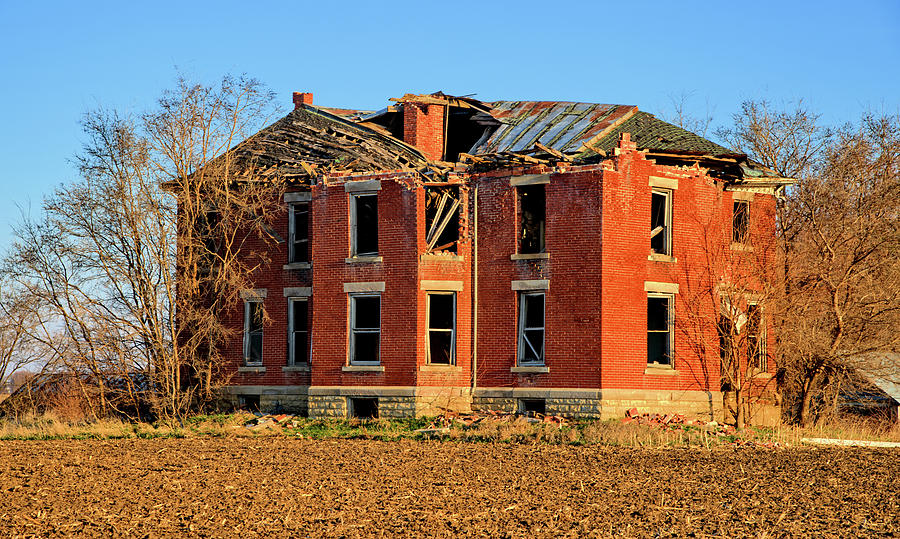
<box><xmin>219</xmin><ymin>91</ymin><xmax>791</xmax><ymax>420</ymax></box>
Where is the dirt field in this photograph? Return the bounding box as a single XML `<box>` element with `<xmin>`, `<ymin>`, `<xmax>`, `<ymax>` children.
<box><xmin>0</xmin><ymin>438</ymin><xmax>896</xmax><ymax>537</ymax></box>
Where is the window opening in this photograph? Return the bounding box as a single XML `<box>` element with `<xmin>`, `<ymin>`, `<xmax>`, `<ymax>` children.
<box><xmin>426</xmin><ymin>292</ymin><xmax>456</xmax><ymax>364</ymax></box>
<box><xmin>349</xmin><ymin>397</ymin><xmax>379</xmax><ymax>419</ymax></box>
<box><xmin>733</xmin><ymin>200</ymin><xmax>749</xmax><ymax>243</ymax></box>
<box><xmin>289</xmin><ymin>202</ymin><xmax>310</xmax><ymax>263</ymax></box>
<box><xmin>518</xmin><ymin>185</ymin><xmax>545</xmax><ymax>254</ymax></box>
<box><xmin>519</xmin><ymin>399</ymin><xmax>546</xmax><ymax>416</ymax></box>
<box><xmin>647</xmin><ymin>295</ymin><xmax>672</xmax><ymax>366</ymax></box>
<box><xmin>718</xmin><ymin>315</ymin><xmax>735</xmax><ymax>391</ymax></box>
<box><xmin>350</xmin><ymin>294</ymin><xmax>380</xmax><ymax>364</ymax></box>
<box><xmin>518</xmin><ymin>292</ymin><xmax>545</xmax><ymax>365</ymax></box>
<box><xmin>650</xmin><ymin>190</ymin><xmax>672</xmax><ymax>255</ymax></box>
<box><xmin>747</xmin><ymin>303</ymin><xmax>766</xmax><ymax>371</ymax></box>
<box><xmin>424</xmin><ymin>186</ymin><xmax>460</xmax><ymax>253</ymax></box>
<box><xmin>243</xmin><ymin>300</ymin><xmax>264</xmax><ymax>365</ymax></box>
<box><xmin>238</xmin><ymin>394</ymin><xmax>260</xmax><ymax>412</ymax></box>
<box><xmin>352</xmin><ymin>193</ymin><xmax>378</xmax><ymax>256</ymax></box>
<box><xmin>288</xmin><ymin>298</ymin><xmax>309</xmax><ymax>365</ymax></box>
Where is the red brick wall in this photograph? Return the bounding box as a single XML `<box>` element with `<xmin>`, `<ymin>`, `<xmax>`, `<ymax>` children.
<box><xmin>403</xmin><ymin>103</ymin><xmax>445</xmax><ymax>161</ymax></box>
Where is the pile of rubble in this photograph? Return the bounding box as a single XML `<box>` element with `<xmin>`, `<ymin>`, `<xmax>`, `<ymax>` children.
<box><xmin>243</xmin><ymin>413</ymin><xmax>301</xmax><ymax>431</ymax></box>
<box><xmin>620</xmin><ymin>408</ymin><xmax>782</xmax><ymax>448</ymax></box>
<box><xmin>415</xmin><ymin>410</ymin><xmax>568</xmax><ymax>435</ymax></box>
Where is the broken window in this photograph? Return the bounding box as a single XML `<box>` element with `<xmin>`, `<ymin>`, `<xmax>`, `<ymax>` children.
<box><xmin>426</xmin><ymin>292</ymin><xmax>456</xmax><ymax>364</ymax></box>
<box><xmin>351</xmin><ymin>193</ymin><xmax>378</xmax><ymax>256</ymax></box>
<box><xmin>718</xmin><ymin>315</ymin><xmax>735</xmax><ymax>391</ymax></box>
<box><xmin>747</xmin><ymin>303</ymin><xmax>766</xmax><ymax>371</ymax></box>
<box><xmin>349</xmin><ymin>397</ymin><xmax>378</xmax><ymax>419</ymax></box>
<box><xmin>518</xmin><ymin>292</ymin><xmax>545</xmax><ymax>365</ymax></box>
<box><xmin>198</xmin><ymin>209</ymin><xmax>220</xmax><ymax>256</ymax></box>
<box><xmin>289</xmin><ymin>202</ymin><xmax>310</xmax><ymax>263</ymax></box>
<box><xmin>424</xmin><ymin>186</ymin><xmax>460</xmax><ymax>253</ymax></box>
<box><xmin>243</xmin><ymin>300</ymin><xmax>264</xmax><ymax>366</ymax></box>
<box><xmin>647</xmin><ymin>294</ymin><xmax>672</xmax><ymax>366</ymax></box>
<box><xmin>350</xmin><ymin>294</ymin><xmax>380</xmax><ymax>364</ymax></box>
<box><xmin>288</xmin><ymin>297</ymin><xmax>309</xmax><ymax>366</ymax></box>
<box><xmin>518</xmin><ymin>185</ymin><xmax>545</xmax><ymax>254</ymax></box>
<box><xmin>650</xmin><ymin>189</ymin><xmax>672</xmax><ymax>255</ymax></box>
<box><xmin>238</xmin><ymin>394</ymin><xmax>260</xmax><ymax>411</ymax></box>
<box><xmin>733</xmin><ymin>200</ymin><xmax>749</xmax><ymax>244</ymax></box>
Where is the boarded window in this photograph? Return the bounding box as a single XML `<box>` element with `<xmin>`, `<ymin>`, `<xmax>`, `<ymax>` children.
<box><xmin>289</xmin><ymin>202</ymin><xmax>310</xmax><ymax>263</ymax></box>
<box><xmin>647</xmin><ymin>295</ymin><xmax>672</xmax><ymax>366</ymax></box>
<box><xmin>350</xmin><ymin>294</ymin><xmax>380</xmax><ymax>364</ymax></box>
<box><xmin>243</xmin><ymin>300</ymin><xmax>264</xmax><ymax>366</ymax></box>
<box><xmin>424</xmin><ymin>187</ymin><xmax>460</xmax><ymax>253</ymax></box>
<box><xmin>518</xmin><ymin>185</ymin><xmax>545</xmax><ymax>254</ymax></box>
<box><xmin>288</xmin><ymin>298</ymin><xmax>309</xmax><ymax>365</ymax></box>
<box><xmin>427</xmin><ymin>293</ymin><xmax>456</xmax><ymax>364</ymax></box>
<box><xmin>352</xmin><ymin>193</ymin><xmax>378</xmax><ymax>256</ymax></box>
<box><xmin>650</xmin><ymin>190</ymin><xmax>671</xmax><ymax>255</ymax></box>
<box><xmin>518</xmin><ymin>292</ymin><xmax>545</xmax><ymax>365</ymax></box>
<box><xmin>733</xmin><ymin>200</ymin><xmax>749</xmax><ymax>243</ymax></box>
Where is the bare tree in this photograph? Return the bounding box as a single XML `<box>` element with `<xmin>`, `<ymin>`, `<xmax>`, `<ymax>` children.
<box><xmin>662</xmin><ymin>91</ymin><xmax>714</xmax><ymax>137</ymax></box>
<box><xmin>3</xmin><ymin>74</ymin><xmax>284</xmax><ymax>420</ymax></box>
<box><xmin>0</xmin><ymin>282</ymin><xmax>45</xmax><ymax>396</ymax></box>
<box><xmin>780</xmin><ymin>114</ymin><xmax>900</xmax><ymax>425</ymax></box>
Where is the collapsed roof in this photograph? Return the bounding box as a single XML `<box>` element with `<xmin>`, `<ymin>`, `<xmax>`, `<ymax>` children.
<box><xmin>230</xmin><ymin>91</ymin><xmax>790</xmax><ymax>185</ymax></box>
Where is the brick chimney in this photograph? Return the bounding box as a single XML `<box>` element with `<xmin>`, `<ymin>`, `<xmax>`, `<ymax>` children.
<box><xmin>402</xmin><ymin>102</ymin><xmax>445</xmax><ymax>161</ymax></box>
<box><xmin>293</xmin><ymin>92</ymin><xmax>313</xmax><ymax>109</ymax></box>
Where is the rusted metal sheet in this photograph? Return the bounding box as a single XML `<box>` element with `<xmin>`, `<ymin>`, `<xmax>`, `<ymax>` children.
<box><xmin>473</xmin><ymin>101</ymin><xmax>637</xmax><ymax>154</ymax></box>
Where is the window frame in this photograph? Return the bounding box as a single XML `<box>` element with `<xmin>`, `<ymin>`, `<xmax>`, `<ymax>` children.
<box><xmin>733</xmin><ymin>200</ymin><xmax>750</xmax><ymax>244</ymax></box>
<box><xmin>288</xmin><ymin>201</ymin><xmax>310</xmax><ymax>264</ymax></box>
<box><xmin>517</xmin><ymin>184</ymin><xmax>546</xmax><ymax>255</ymax></box>
<box><xmin>287</xmin><ymin>297</ymin><xmax>310</xmax><ymax>366</ymax></box>
<box><xmin>517</xmin><ymin>291</ymin><xmax>546</xmax><ymax>366</ymax></box>
<box><xmin>350</xmin><ymin>192</ymin><xmax>379</xmax><ymax>257</ymax></box>
<box><xmin>746</xmin><ymin>302</ymin><xmax>767</xmax><ymax>371</ymax></box>
<box><xmin>650</xmin><ymin>188</ymin><xmax>673</xmax><ymax>256</ymax></box>
<box><xmin>243</xmin><ymin>299</ymin><xmax>264</xmax><ymax>366</ymax></box>
<box><xmin>425</xmin><ymin>291</ymin><xmax>457</xmax><ymax>365</ymax></box>
<box><xmin>349</xmin><ymin>293</ymin><xmax>381</xmax><ymax>365</ymax></box>
<box><xmin>647</xmin><ymin>293</ymin><xmax>674</xmax><ymax>367</ymax></box>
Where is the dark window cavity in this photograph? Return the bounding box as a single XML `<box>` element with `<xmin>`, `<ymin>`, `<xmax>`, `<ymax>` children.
<box><xmin>733</xmin><ymin>200</ymin><xmax>749</xmax><ymax>243</ymax></box>
<box><xmin>352</xmin><ymin>193</ymin><xmax>378</xmax><ymax>256</ymax></box>
<box><xmin>349</xmin><ymin>397</ymin><xmax>379</xmax><ymax>419</ymax></box>
<box><xmin>350</xmin><ymin>294</ymin><xmax>380</xmax><ymax>364</ymax></box>
<box><xmin>424</xmin><ymin>186</ymin><xmax>460</xmax><ymax>253</ymax></box>
<box><xmin>650</xmin><ymin>190</ymin><xmax>672</xmax><ymax>255</ymax></box>
<box><xmin>427</xmin><ymin>292</ymin><xmax>456</xmax><ymax>364</ymax></box>
<box><xmin>288</xmin><ymin>298</ymin><xmax>309</xmax><ymax>365</ymax></box>
<box><xmin>289</xmin><ymin>202</ymin><xmax>310</xmax><ymax>263</ymax></box>
<box><xmin>647</xmin><ymin>295</ymin><xmax>672</xmax><ymax>366</ymax></box>
<box><xmin>518</xmin><ymin>185</ymin><xmax>546</xmax><ymax>254</ymax></box>
<box><xmin>243</xmin><ymin>300</ymin><xmax>264</xmax><ymax>365</ymax></box>
<box><xmin>519</xmin><ymin>399</ymin><xmax>546</xmax><ymax>416</ymax></box>
<box><xmin>518</xmin><ymin>291</ymin><xmax>545</xmax><ymax>365</ymax></box>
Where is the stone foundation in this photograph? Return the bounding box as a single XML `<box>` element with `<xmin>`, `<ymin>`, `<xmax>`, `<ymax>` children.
<box><xmin>599</xmin><ymin>388</ymin><xmax>723</xmax><ymax>422</ymax></box>
<box><xmin>224</xmin><ymin>386</ymin><xmax>309</xmax><ymax>415</ymax></box>
<box><xmin>473</xmin><ymin>388</ymin><xmax>602</xmax><ymax>418</ymax></box>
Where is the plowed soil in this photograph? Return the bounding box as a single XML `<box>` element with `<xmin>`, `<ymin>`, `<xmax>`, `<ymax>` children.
<box><xmin>0</xmin><ymin>438</ymin><xmax>897</xmax><ymax>537</ymax></box>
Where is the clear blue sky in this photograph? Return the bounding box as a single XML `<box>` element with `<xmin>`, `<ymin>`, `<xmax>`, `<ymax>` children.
<box><xmin>0</xmin><ymin>0</ymin><xmax>897</xmax><ymax>252</ymax></box>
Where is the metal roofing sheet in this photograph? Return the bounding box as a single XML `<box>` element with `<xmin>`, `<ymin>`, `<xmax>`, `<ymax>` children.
<box><xmin>474</xmin><ymin>101</ymin><xmax>636</xmax><ymax>154</ymax></box>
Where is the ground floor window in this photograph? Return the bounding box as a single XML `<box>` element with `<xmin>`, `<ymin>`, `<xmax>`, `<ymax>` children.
<box><xmin>243</xmin><ymin>300</ymin><xmax>264</xmax><ymax>366</ymax></box>
<box><xmin>518</xmin><ymin>291</ymin><xmax>545</xmax><ymax>365</ymax></box>
<box><xmin>426</xmin><ymin>292</ymin><xmax>456</xmax><ymax>364</ymax></box>
<box><xmin>747</xmin><ymin>302</ymin><xmax>766</xmax><ymax>371</ymax></box>
<box><xmin>350</xmin><ymin>294</ymin><xmax>380</xmax><ymax>364</ymax></box>
<box><xmin>647</xmin><ymin>294</ymin><xmax>673</xmax><ymax>366</ymax></box>
<box><xmin>287</xmin><ymin>297</ymin><xmax>309</xmax><ymax>365</ymax></box>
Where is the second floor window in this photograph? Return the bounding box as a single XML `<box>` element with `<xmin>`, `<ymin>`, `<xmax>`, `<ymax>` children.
<box><xmin>733</xmin><ymin>200</ymin><xmax>750</xmax><ymax>244</ymax></box>
<box><xmin>650</xmin><ymin>189</ymin><xmax>672</xmax><ymax>255</ymax></box>
<box><xmin>289</xmin><ymin>202</ymin><xmax>309</xmax><ymax>263</ymax></box>
<box><xmin>351</xmin><ymin>193</ymin><xmax>378</xmax><ymax>256</ymax></box>
<box><xmin>518</xmin><ymin>185</ymin><xmax>545</xmax><ymax>254</ymax></box>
